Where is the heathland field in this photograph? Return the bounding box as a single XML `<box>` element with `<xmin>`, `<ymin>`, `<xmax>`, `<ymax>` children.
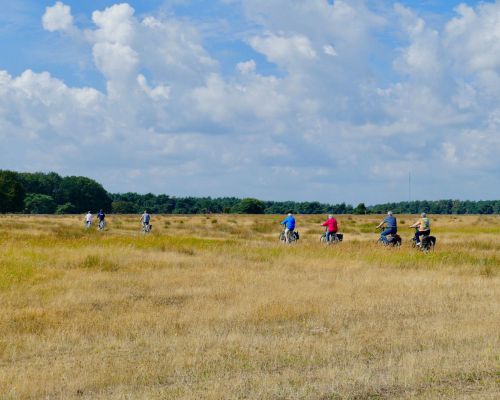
<box><xmin>0</xmin><ymin>214</ymin><xmax>499</xmax><ymax>399</ymax></box>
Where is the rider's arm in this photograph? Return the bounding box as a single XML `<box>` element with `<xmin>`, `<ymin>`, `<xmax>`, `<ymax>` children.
<box><xmin>376</xmin><ymin>221</ymin><xmax>384</xmax><ymax>228</ymax></box>
<box><xmin>410</xmin><ymin>221</ymin><xmax>419</xmax><ymax>228</ymax></box>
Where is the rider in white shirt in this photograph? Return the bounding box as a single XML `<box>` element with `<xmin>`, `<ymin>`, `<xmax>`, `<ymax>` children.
<box><xmin>85</xmin><ymin>211</ymin><xmax>93</xmax><ymax>228</ymax></box>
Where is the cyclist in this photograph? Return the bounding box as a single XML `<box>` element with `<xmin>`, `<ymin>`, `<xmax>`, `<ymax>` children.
<box><xmin>410</xmin><ymin>212</ymin><xmax>431</xmax><ymax>246</ymax></box>
<box><xmin>97</xmin><ymin>209</ymin><xmax>106</xmax><ymax>230</ymax></box>
<box><xmin>140</xmin><ymin>210</ymin><xmax>151</xmax><ymax>231</ymax></box>
<box><xmin>376</xmin><ymin>211</ymin><xmax>397</xmax><ymax>244</ymax></box>
<box><xmin>322</xmin><ymin>214</ymin><xmax>338</xmax><ymax>242</ymax></box>
<box><xmin>85</xmin><ymin>211</ymin><xmax>93</xmax><ymax>228</ymax></box>
<box><xmin>280</xmin><ymin>213</ymin><xmax>296</xmax><ymax>243</ymax></box>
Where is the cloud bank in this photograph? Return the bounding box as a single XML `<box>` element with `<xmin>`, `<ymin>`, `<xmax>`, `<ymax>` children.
<box><xmin>1</xmin><ymin>0</ymin><xmax>499</xmax><ymax>203</ymax></box>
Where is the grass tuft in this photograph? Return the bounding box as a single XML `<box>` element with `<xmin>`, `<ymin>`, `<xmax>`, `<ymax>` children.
<box><xmin>80</xmin><ymin>254</ymin><xmax>120</xmax><ymax>271</ymax></box>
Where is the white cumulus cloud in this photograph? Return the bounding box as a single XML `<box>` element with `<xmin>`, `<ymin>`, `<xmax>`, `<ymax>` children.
<box><xmin>42</xmin><ymin>1</ymin><xmax>74</xmax><ymax>32</ymax></box>
<box><xmin>249</xmin><ymin>33</ymin><xmax>317</xmax><ymax>65</ymax></box>
<box><xmin>1</xmin><ymin>1</ymin><xmax>500</xmax><ymax>202</ymax></box>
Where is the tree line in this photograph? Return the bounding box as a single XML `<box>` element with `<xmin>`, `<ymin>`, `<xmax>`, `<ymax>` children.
<box><xmin>1</xmin><ymin>170</ymin><xmax>499</xmax><ymax>215</ymax></box>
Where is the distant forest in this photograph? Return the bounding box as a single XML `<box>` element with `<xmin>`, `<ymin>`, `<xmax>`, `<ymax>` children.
<box><xmin>1</xmin><ymin>170</ymin><xmax>499</xmax><ymax>215</ymax></box>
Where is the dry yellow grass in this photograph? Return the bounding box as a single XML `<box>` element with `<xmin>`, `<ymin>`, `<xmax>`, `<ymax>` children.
<box><xmin>0</xmin><ymin>214</ymin><xmax>499</xmax><ymax>399</ymax></box>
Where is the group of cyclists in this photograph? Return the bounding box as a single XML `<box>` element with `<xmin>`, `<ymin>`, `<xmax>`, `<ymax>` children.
<box><xmin>84</xmin><ymin>210</ymin><xmax>151</xmax><ymax>232</ymax></box>
<box><xmin>83</xmin><ymin>208</ymin><xmax>432</xmax><ymax>246</ymax></box>
<box><xmin>281</xmin><ymin>211</ymin><xmax>432</xmax><ymax>246</ymax></box>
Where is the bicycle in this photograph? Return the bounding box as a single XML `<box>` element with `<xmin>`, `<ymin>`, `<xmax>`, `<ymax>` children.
<box><xmin>279</xmin><ymin>226</ymin><xmax>299</xmax><ymax>244</ymax></box>
<box><xmin>142</xmin><ymin>223</ymin><xmax>152</xmax><ymax>233</ymax></box>
<box><xmin>377</xmin><ymin>227</ymin><xmax>401</xmax><ymax>247</ymax></box>
<box><xmin>411</xmin><ymin>228</ymin><xmax>436</xmax><ymax>252</ymax></box>
<box><xmin>320</xmin><ymin>229</ymin><xmax>343</xmax><ymax>244</ymax></box>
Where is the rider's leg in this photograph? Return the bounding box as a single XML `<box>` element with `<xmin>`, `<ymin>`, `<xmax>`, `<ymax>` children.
<box><xmin>380</xmin><ymin>228</ymin><xmax>392</xmax><ymax>244</ymax></box>
<box><xmin>418</xmin><ymin>230</ymin><xmax>430</xmax><ymax>243</ymax></box>
<box><xmin>416</xmin><ymin>230</ymin><xmax>427</xmax><ymax>244</ymax></box>
<box><xmin>285</xmin><ymin>227</ymin><xmax>290</xmax><ymax>243</ymax></box>
<box><xmin>327</xmin><ymin>231</ymin><xmax>336</xmax><ymax>242</ymax></box>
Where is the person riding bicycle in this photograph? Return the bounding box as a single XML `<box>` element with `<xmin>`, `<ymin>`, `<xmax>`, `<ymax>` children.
<box><xmin>140</xmin><ymin>210</ymin><xmax>150</xmax><ymax>231</ymax></box>
<box><xmin>376</xmin><ymin>211</ymin><xmax>397</xmax><ymax>244</ymax></box>
<box><xmin>280</xmin><ymin>213</ymin><xmax>296</xmax><ymax>243</ymax></box>
<box><xmin>85</xmin><ymin>211</ymin><xmax>93</xmax><ymax>228</ymax></box>
<box><xmin>410</xmin><ymin>212</ymin><xmax>431</xmax><ymax>246</ymax></box>
<box><xmin>97</xmin><ymin>209</ymin><xmax>106</xmax><ymax>229</ymax></box>
<box><xmin>322</xmin><ymin>214</ymin><xmax>338</xmax><ymax>242</ymax></box>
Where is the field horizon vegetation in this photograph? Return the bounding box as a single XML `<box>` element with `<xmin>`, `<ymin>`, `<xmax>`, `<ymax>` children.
<box><xmin>0</xmin><ymin>213</ymin><xmax>499</xmax><ymax>399</ymax></box>
<box><xmin>2</xmin><ymin>170</ymin><xmax>500</xmax><ymax>216</ymax></box>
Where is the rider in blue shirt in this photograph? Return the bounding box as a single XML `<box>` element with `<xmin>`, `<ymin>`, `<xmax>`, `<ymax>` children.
<box><xmin>281</xmin><ymin>213</ymin><xmax>296</xmax><ymax>243</ymax></box>
<box><xmin>377</xmin><ymin>211</ymin><xmax>397</xmax><ymax>244</ymax></box>
<box><xmin>97</xmin><ymin>209</ymin><xmax>105</xmax><ymax>229</ymax></box>
<box><xmin>140</xmin><ymin>210</ymin><xmax>150</xmax><ymax>230</ymax></box>
<box><xmin>97</xmin><ymin>210</ymin><xmax>105</xmax><ymax>222</ymax></box>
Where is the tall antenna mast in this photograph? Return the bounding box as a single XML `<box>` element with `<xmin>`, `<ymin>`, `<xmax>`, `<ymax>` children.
<box><xmin>409</xmin><ymin>172</ymin><xmax>411</xmax><ymax>202</ymax></box>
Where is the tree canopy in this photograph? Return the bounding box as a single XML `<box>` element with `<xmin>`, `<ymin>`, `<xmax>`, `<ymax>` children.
<box><xmin>0</xmin><ymin>170</ymin><xmax>25</xmax><ymax>213</ymax></box>
<box><xmin>1</xmin><ymin>170</ymin><xmax>499</xmax><ymax>215</ymax></box>
<box><xmin>232</xmin><ymin>198</ymin><xmax>266</xmax><ymax>214</ymax></box>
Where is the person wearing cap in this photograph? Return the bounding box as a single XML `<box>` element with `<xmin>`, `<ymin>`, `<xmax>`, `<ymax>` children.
<box><xmin>280</xmin><ymin>212</ymin><xmax>296</xmax><ymax>243</ymax></box>
<box><xmin>85</xmin><ymin>211</ymin><xmax>93</xmax><ymax>228</ymax></box>
<box><xmin>322</xmin><ymin>214</ymin><xmax>338</xmax><ymax>242</ymax></box>
<box><xmin>376</xmin><ymin>211</ymin><xmax>397</xmax><ymax>244</ymax></box>
<box><xmin>410</xmin><ymin>213</ymin><xmax>431</xmax><ymax>246</ymax></box>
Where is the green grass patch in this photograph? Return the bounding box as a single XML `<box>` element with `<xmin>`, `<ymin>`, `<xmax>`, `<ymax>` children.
<box><xmin>80</xmin><ymin>254</ymin><xmax>120</xmax><ymax>272</ymax></box>
<box><xmin>0</xmin><ymin>261</ymin><xmax>36</xmax><ymax>289</ymax></box>
<box><xmin>362</xmin><ymin>248</ymin><xmax>500</xmax><ymax>271</ymax></box>
<box><xmin>253</xmin><ymin>220</ymin><xmax>280</xmax><ymax>233</ymax></box>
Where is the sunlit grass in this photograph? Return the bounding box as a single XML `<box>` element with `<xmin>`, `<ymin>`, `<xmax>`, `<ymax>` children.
<box><xmin>0</xmin><ymin>214</ymin><xmax>499</xmax><ymax>399</ymax></box>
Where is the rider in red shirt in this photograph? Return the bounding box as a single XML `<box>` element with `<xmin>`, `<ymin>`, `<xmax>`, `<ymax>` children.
<box><xmin>322</xmin><ymin>214</ymin><xmax>338</xmax><ymax>242</ymax></box>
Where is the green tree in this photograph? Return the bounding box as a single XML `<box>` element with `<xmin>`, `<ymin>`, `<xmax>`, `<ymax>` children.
<box><xmin>353</xmin><ymin>203</ymin><xmax>367</xmax><ymax>215</ymax></box>
<box><xmin>24</xmin><ymin>194</ymin><xmax>57</xmax><ymax>214</ymax></box>
<box><xmin>478</xmin><ymin>202</ymin><xmax>494</xmax><ymax>214</ymax></box>
<box><xmin>55</xmin><ymin>202</ymin><xmax>77</xmax><ymax>214</ymax></box>
<box><xmin>0</xmin><ymin>170</ymin><xmax>25</xmax><ymax>213</ymax></box>
<box><xmin>56</xmin><ymin>176</ymin><xmax>112</xmax><ymax>213</ymax></box>
<box><xmin>111</xmin><ymin>201</ymin><xmax>137</xmax><ymax>214</ymax></box>
<box><xmin>232</xmin><ymin>198</ymin><xmax>266</xmax><ymax>214</ymax></box>
<box><xmin>18</xmin><ymin>172</ymin><xmax>62</xmax><ymax>198</ymax></box>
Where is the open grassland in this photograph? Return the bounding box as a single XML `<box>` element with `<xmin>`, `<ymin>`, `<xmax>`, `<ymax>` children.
<box><xmin>0</xmin><ymin>214</ymin><xmax>499</xmax><ymax>399</ymax></box>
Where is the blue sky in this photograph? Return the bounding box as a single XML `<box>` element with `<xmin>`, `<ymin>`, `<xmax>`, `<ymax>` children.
<box><xmin>1</xmin><ymin>0</ymin><xmax>499</xmax><ymax>204</ymax></box>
